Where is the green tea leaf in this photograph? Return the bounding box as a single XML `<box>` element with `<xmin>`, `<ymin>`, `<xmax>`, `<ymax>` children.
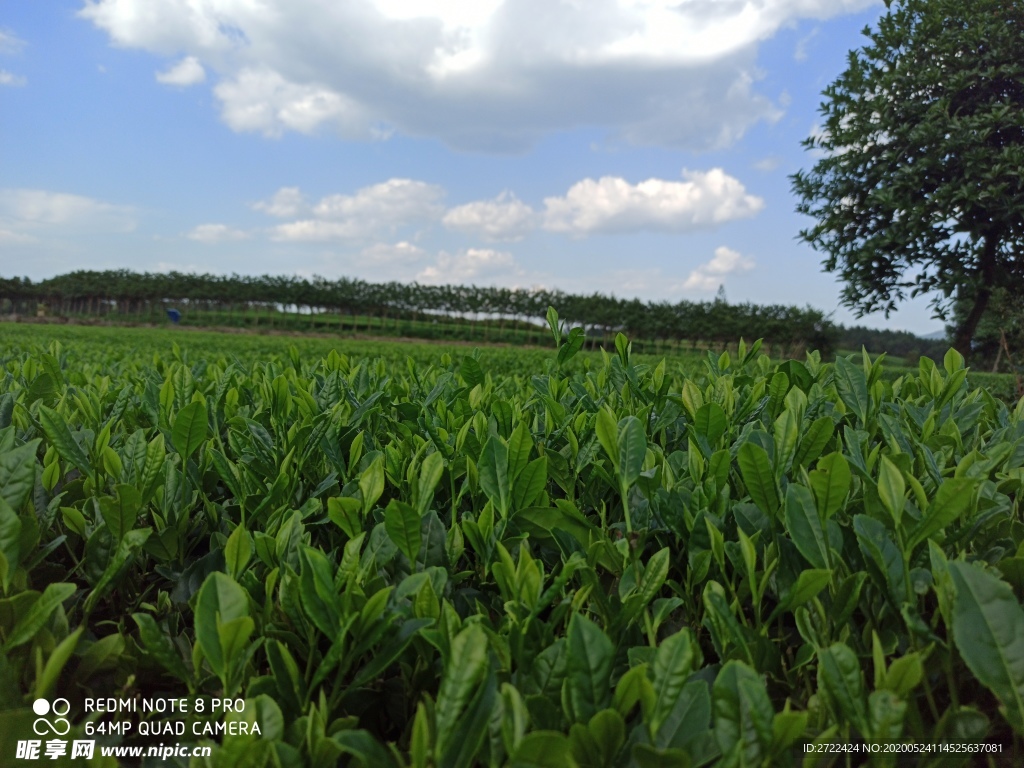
<box><xmin>3</xmin><ymin>582</ymin><xmax>77</xmax><ymax>651</ymax></box>
<box><xmin>949</xmin><ymin>560</ymin><xmax>1024</xmax><ymax>734</ymax></box>
<box><xmin>224</xmin><ymin>524</ymin><xmax>253</xmax><ymax>578</ymax></box>
<box><xmin>132</xmin><ymin>613</ymin><xmax>191</xmax><ymax>684</ymax></box>
<box><xmin>907</xmin><ymin>478</ymin><xmax>975</xmax><ymax>551</ymax></box>
<box><xmin>328</xmin><ymin>496</ymin><xmax>363</xmax><ymax>539</ymax></box>
<box><xmin>808</xmin><ymin>451</ymin><xmax>851</xmax><ymax>520</ymax></box>
<box><xmin>546</xmin><ymin>306</ymin><xmax>560</xmax><ymax>346</ymax></box>
<box><xmin>793</xmin><ymin>416</ymin><xmax>834</xmax><ymax>469</ymax></box>
<box><xmin>773</xmin><ymin>569</ymin><xmax>831</xmax><ymax>620</ymax></box>
<box><xmin>36</xmin><ymin>626</ymin><xmax>84</xmax><ymax>699</ymax></box>
<box><xmin>194</xmin><ymin>572</ymin><xmax>249</xmax><ymax>679</ymax></box>
<box><xmin>0</xmin><ymin>439</ymin><xmax>40</xmax><ymax>511</ymax></box>
<box><xmin>613</xmin><ymin>664</ymin><xmax>654</xmax><ymax>719</ymax></box>
<box><xmin>437</xmin><ymin>668</ymin><xmax>497</xmax><ymax>768</ymax></box>
<box><xmin>773</xmin><ymin>409</ymin><xmax>800</xmax><ymax>476</ymax></box>
<box><xmin>507</xmin><ymin>422</ymin><xmax>534</xmax><ymax>483</ymax></box>
<box><xmin>359</xmin><ymin>456</ymin><xmax>386</xmax><ymax>515</ymax></box>
<box><xmin>217</xmin><ymin>616</ymin><xmax>254</xmax><ymax>694</ymax></box>
<box><xmin>385</xmin><ymin>499</ymin><xmax>422</xmax><ymax>565</ymax></box>
<box><xmin>98</xmin><ymin>484</ymin><xmax>142</xmax><ymax>543</ymax></box>
<box><xmin>595</xmin><ymin>407</ymin><xmax>619</xmax><ymax>470</ymax></box>
<box><xmin>834</xmin><ymin>356</ymin><xmax>869</xmax><ymax>425</ymax></box>
<box><xmin>649</xmin><ymin>629</ymin><xmax>700</xmax><ymax>738</ymax></box>
<box><xmin>565</xmin><ymin>614</ymin><xmax>614</xmax><ymax>723</ymax></box>
<box><xmin>784</xmin><ymin>483</ymin><xmax>830</xmax><ymax>570</ymax></box>
<box><xmin>853</xmin><ymin>514</ymin><xmax>906</xmax><ymax>606</ymax></box>
<box><xmin>713</xmin><ymin>661</ymin><xmax>773</xmax><ymax>766</ymax></box>
<box><xmin>557</xmin><ymin>327</ymin><xmax>586</xmax><ymax>369</ymax></box>
<box><xmin>883</xmin><ymin>652</ymin><xmax>923</xmax><ymax>698</ymax></box>
<box><xmin>512</xmin><ymin>456</ymin><xmax>548</xmax><ymax>510</ymax></box>
<box><xmin>436</xmin><ymin>624</ymin><xmax>490</xmax><ymax>758</ymax></box>
<box><xmin>512</xmin><ymin>731</ymin><xmax>574</xmax><ymax>768</ymax></box>
<box><xmin>817</xmin><ymin>643</ymin><xmax>868</xmax><ymax>735</ymax></box>
<box><xmin>417</xmin><ymin>451</ymin><xmax>445</xmax><ymax>516</ymax></box>
<box><xmin>0</xmin><ymin>497</ymin><xmax>22</xmax><ymax>587</ymax></box>
<box><xmin>877</xmin><ymin>455</ymin><xmax>906</xmax><ymax>527</ymax></box>
<box><xmin>770</xmin><ymin>707</ymin><xmax>808</xmax><ymax>755</ymax></box>
<box><xmin>622</xmin><ymin>547</ymin><xmax>671</xmax><ymax>627</ymax></box>
<box><xmin>299</xmin><ymin>546</ymin><xmax>342</xmax><ymax>636</ymax></box>
<box><xmin>479</xmin><ymin>436</ymin><xmax>511</xmax><ymax>517</ymax></box>
<box><xmin>738</xmin><ymin>442</ymin><xmax>779</xmax><ymax>517</ymax></box>
<box><xmin>460</xmin><ymin>356</ymin><xmax>484</xmax><ymax>388</ymax></box>
<box><xmin>38</xmin><ymin>404</ymin><xmax>90</xmax><ymax>474</ymax></box>
<box><xmin>617</xmin><ymin>416</ymin><xmax>646</xmax><ymax>488</ymax></box>
<box><xmin>83</xmin><ymin>528</ymin><xmax>152</xmax><ymax>615</ymax></box>
<box><xmin>171</xmin><ymin>400</ymin><xmax>208</xmax><ymax>457</ymax></box>
<box><xmin>693</xmin><ymin>403</ymin><xmax>727</xmax><ymax>446</ymax></box>
<box><xmin>868</xmin><ymin>689</ymin><xmax>906</xmax><ymax>743</ymax></box>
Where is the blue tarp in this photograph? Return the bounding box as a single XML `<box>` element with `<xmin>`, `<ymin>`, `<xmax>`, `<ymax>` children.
<box><xmin>167</xmin><ymin>309</ymin><xmax>181</xmax><ymax>324</ymax></box>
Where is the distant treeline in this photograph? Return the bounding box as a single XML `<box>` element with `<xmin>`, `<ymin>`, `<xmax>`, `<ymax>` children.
<box><xmin>835</xmin><ymin>325</ymin><xmax>948</xmax><ymax>361</ymax></box>
<box><xmin>0</xmin><ymin>270</ymin><xmax>944</xmax><ymax>357</ymax></box>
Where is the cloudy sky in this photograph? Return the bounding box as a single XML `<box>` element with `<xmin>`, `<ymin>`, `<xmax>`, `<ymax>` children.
<box><xmin>0</xmin><ymin>0</ymin><xmax>941</xmax><ymax>333</ymax></box>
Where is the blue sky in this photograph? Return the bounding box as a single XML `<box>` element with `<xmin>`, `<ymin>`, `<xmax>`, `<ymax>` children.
<box><xmin>0</xmin><ymin>0</ymin><xmax>943</xmax><ymax>334</ymax></box>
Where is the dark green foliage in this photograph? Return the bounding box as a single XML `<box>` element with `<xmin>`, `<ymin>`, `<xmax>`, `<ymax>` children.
<box><xmin>837</xmin><ymin>325</ymin><xmax>949</xmax><ymax>361</ymax></box>
<box><xmin>792</xmin><ymin>0</ymin><xmax>1024</xmax><ymax>355</ymax></box>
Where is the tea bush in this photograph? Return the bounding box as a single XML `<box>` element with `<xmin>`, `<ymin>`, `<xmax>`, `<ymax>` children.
<box><xmin>1</xmin><ymin>315</ymin><xmax>1022</xmax><ymax>766</ymax></box>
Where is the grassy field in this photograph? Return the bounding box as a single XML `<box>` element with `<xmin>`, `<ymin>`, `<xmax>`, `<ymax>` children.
<box><xmin>21</xmin><ymin>304</ymin><xmax>817</xmax><ymax>359</ymax></box>
<box><xmin>4</xmin><ymin>321</ymin><xmax>1018</xmax><ymax>402</ymax></box>
<box><xmin>0</xmin><ymin>321</ymin><xmax>712</xmax><ymax>379</ymax></box>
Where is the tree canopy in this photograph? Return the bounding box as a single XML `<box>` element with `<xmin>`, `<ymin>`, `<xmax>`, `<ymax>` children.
<box><xmin>792</xmin><ymin>0</ymin><xmax>1024</xmax><ymax>355</ymax></box>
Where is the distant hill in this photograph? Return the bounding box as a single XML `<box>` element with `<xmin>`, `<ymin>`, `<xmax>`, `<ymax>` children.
<box><xmin>921</xmin><ymin>330</ymin><xmax>947</xmax><ymax>340</ymax></box>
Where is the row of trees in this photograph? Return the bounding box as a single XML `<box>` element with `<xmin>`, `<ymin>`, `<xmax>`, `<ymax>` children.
<box><xmin>1</xmin><ymin>270</ymin><xmax>837</xmax><ymax>352</ymax></box>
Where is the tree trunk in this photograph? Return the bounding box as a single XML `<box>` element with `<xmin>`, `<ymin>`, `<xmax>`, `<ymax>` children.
<box><xmin>953</xmin><ymin>233</ymin><xmax>1000</xmax><ymax>357</ymax></box>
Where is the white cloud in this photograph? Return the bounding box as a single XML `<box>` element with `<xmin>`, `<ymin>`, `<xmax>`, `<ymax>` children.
<box><xmin>0</xmin><ymin>29</ymin><xmax>26</xmax><ymax>55</ymax></box>
<box><xmin>314</xmin><ymin>179</ymin><xmax>443</xmax><ymax>221</ymax></box>
<box><xmin>270</xmin><ymin>179</ymin><xmax>444</xmax><ymax>241</ymax></box>
<box><xmin>0</xmin><ymin>228</ymin><xmax>36</xmax><ymax>244</ymax></box>
<box><xmin>361</xmin><ymin>241</ymin><xmax>427</xmax><ymax>264</ymax></box>
<box><xmin>443</xmin><ymin>192</ymin><xmax>536</xmax><ymax>242</ymax></box>
<box><xmin>417</xmin><ymin>248</ymin><xmax>518</xmax><ymax>284</ymax></box>
<box><xmin>253</xmin><ymin>187</ymin><xmax>307</xmax><ymax>218</ymax></box>
<box><xmin>156</xmin><ymin>260</ymin><xmax>210</xmax><ymax>273</ymax></box>
<box><xmin>682</xmin><ymin>246</ymin><xmax>755</xmax><ymax>292</ymax></box>
<box><xmin>156</xmin><ymin>55</ymin><xmax>206</xmax><ymax>86</ymax></box>
<box><xmin>78</xmin><ymin>0</ymin><xmax>879</xmax><ymax>151</ymax></box>
<box><xmin>794</xmin><ymin>28</ymin><xmax>819</xmax><ymax>61</ymax></box>
<box><xmin>0</xmin><ymin>189</ymin><xmax>135</xmax><ymax>233</ymax></box>
<box><xmin>753</xmin><ymin>156</ymin><xmax>781</xmax><ymax>172</ymax></box>
<box><xmin>0</xmin><ymin>70</ymin><xmax>26</xmax><ymax>87</ymax></box>
<box><xmin>186</xmin><ymin>223</ymin><xmax>249</xmax><ymax>243</ymax></box>
<box><xmin>214</xmin><ymin>68</ymin><xmax>374</xmax><ymax>139</ymax></box>
<box><xmin>270</xmin><ymin>220</ymin><xmax>355</xmax><ymax>242</ymax></box>
<box><xmin>543</xmin><ymin>168</ymin><xmax>763</xmax><ymax>236</ymax></box>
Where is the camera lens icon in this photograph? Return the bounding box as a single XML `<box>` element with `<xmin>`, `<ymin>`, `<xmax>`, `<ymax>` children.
<box><xmin>32</xmin><ymin>698</ymin><xmax>71</xmax><ymax>736</ymax></box>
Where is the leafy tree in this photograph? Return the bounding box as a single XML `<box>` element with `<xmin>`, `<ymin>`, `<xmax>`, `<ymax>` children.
<box><xmin>792</xmin><ymin>0</ymin><xmax>1024</xmax><ymax>355</ymax></box>
<box><xmin>949</xmin><ymin>286</ymin><xmax>1024</xmax><ymax>369</ymax></box>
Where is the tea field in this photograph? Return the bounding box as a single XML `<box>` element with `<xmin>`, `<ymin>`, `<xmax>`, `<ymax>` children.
<box><xmin>1</xmin><ymin>318</ymin><xmax>1023</xmax><ymax>766</ymax></box>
